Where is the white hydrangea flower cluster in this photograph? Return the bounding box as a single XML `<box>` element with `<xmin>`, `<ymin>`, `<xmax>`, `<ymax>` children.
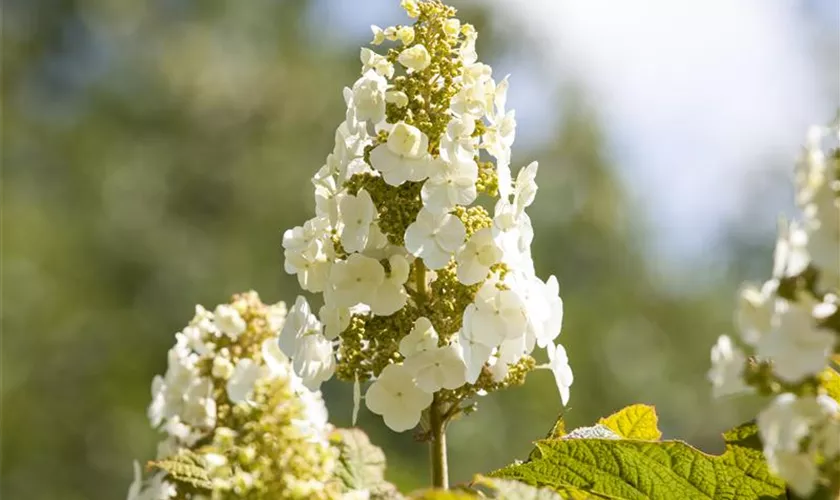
<box><xmin>128</xmin><ymin>292</ymin><xmax>340</xmax><ymax>500</ymax></box>
<box><xmin>281</xmin><ymin>0</ymin><xmax>571</xmax><ymax>433</ymax></box>
<box><xmin>708</xmin><ymin>122</ymin><xmax>840</xmax><ymax>497</ymax></box>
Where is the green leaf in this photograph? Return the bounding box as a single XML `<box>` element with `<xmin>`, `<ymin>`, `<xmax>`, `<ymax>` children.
<box><xmin>490</xmin><ymin>421</ymin><xmax>785</xmax><ymax>499</ymax></box>
<box><xmin>820</xmin><ymin>367</ymin><xmax>840</xmax><ymax>403</ymax></box>
<box><xmin>598</xmin><ymin>404</ymin><xmax>662</xmax><ymax>440</ymax></box>
<box><xmin>332</xmin><ymin>428</ymin><xmax>403</xmax><ymax>499</ymax></box>
<box><xmin>149</xmin><ymin>449</ymin><xmax>213</xmax><ymax>491</ymax></box>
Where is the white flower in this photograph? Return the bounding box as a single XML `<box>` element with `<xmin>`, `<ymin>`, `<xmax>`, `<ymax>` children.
<box><xmin>370</xmin><ymin>25</ymin><xmax>385</xmax><ymax>45</ymax></box>
<box><xmin>483</xmin><ymin>77</ymin><xmax>516</xmax><ymax>163</ymax></box>
<box><xmin>261</xmin><ymin>338</ymin><xmax>290</xmax><ymax>379</ymax></box>
<box><xmin>330</xmin><ymin>253</ymin><xmax>385</xmax><ymax>308</ymax></box>
<box><xmin>707</xmin><ymin>335</ymin><xmax>752</xmax><ymax>398</ymax></box>
<box><xmin>757</xmin><ymin>393</ymin><xmax>839</xmax><ymax>497</ymax></box>
<box><xmin>421</xmin><ymin>157</ymin><xmax>478</xmax><ymax>214</ymax></box>
<box><xmin>492</xmin><ymin>197</ymin><xmax>535</xmax><ymax>272</ymax></box>
<box><xmin>440</xmin><ymin>114</ymin><xmax>478</xmax><ymax>165</ymax></box>
<box><xmin>204</xmin><ymin>452</ymin><xmax>228</xmax><ymax>470</ymax></box>
<box><xmin>339</xmin><ymin>189</ymin><xmax>376</xmax><ymax>253</ymax></box>
<box><xmin>511</xmin><ymin>274</ymin><xmax>564</xmax><ymax>348</ymax></box>
<box><xmin>496</xmin><ymin>157</ymin><xmax>513</xmax><ymax>200</ymax></box>
<box><xmin>404</xmin><ymin>208</ymin><xmax>466</xmax><ymax>270</ymax></box>
<box><xmin>771</xmin><ymin>218</ymin><xmax>810</xmax><ymax>279</ymax></box>
<box><xmin>293</xmin><ymin>333</ymin><xmax>336</xmax><ymax>390</ymax></box>
<box><xmin>282</xmin><ymin>216</ymin><xmax>335</xmax><ymax>293</ymax></box>
<box><xmin>369</xmin><ymin>121</ymin><xmax>431</xmax><ymax>186</ymax></box>
<box><xmin>213</xmin><ymin>304</ymin><xmax>246</xmax><ymax>339</ymax></box>
<box><xmin>313</xmin><ymin>171</ymin><xmax>342</xmax><ymax>225</ymax></box>
<box><xmin>795</xmin><ymin>124</ymin><xmax>840</xmax><ymax>290</ymax></box>
<box><xmin>404</xmin><ymin>344</ymin><xmax>467</xmax><ymax>392</ymax></box>
<box><xmin>735</xmin><ymin>281</ymin><xmax>776</xmax><ymax>346</ymax></box>
<box><xmin>292</xmin><ymin>380</ymin><xmax>330</xmax><ymax>437</ymax></box>
<box><xmin>455</xmin><ymin>228</ymin><xmax>502</xmax><ymax>285</ymax></box>
<box><xmin>127</xmin><ymin>462</ymin><xmax>176</xmax><ymax>500</ymax></box>
<box><xmin>755</xmin><ymin>299</ymin><xmax>836</xmax><ymax>383</ymax></box>
<box><xmin>396</xmin><ymin>26</ymin><xmax>415</xmax><ymax>45</ymax></box>
<box><xmin>319</xmin><ymin>302</ymin><xmax>351</xmax><ymax>341</ymax></box>
<box><xmin>160</xmin><ymin>417</ymin><xmax>197</xmax><ymax>447</ymax></box>
<box><xmin>459</xmin><ymin>25</ymin><xmax>478</xmax><ymax>65</ymax></box>
<box><xmin>351</xmin><ymin>70</ymin><xmax>387</xmax><ymax>124</ymax></box>
<box><xmin>148</xmin><ymin>349</ymin><xmax>201</xmax><ymax>427</ymax></box>
<box><xmin>360</xmin><ymin>48</ymin><xmax>394</xmax><ymax>79</ymax></box>
<box><xmin>175</xmin><ymin>325</ymin><xmax>212</xmax><ymax>357</ymax></box>
<box><xmin>450</xmin><ymin>74</ymin><xmax>492</xmax><ymax>118</ymax></box>
<box><xmin>443</xmin><ymin>18</ymin><xmax>461</xmax><ymax>37</ymax></box>
<box><xmin>458</xmin><ymin>329</ymin><xmax>493</xmax><ymax>384</ymax></box>
<box><xmin>279</xmin><ymin>296</ymin><xmax>322</xmax><ymax>357</ymax></box>
<box><xmin>401</xmin><ymin>0</ymin><xmax>420</xmax><ymax>18</ymax></box>
<box><xmin>365</xmin><ymin>364</ymin><xmax>432</xmax><ymax>432</ymax></box>
<box><xmin>330</xmin><ymin>120</ymin><xmax>374</xmax><ymax>183</ymax></box>
<box><xmin>513</xmin><ymin>161</ymin><xmax>539</xmax><ymax>215</ymax></box>
<box><xmin>226</xmin><ymin>359</ymin><xmax>263</xmax><ymax>404</ymax></box>
<box><xmin>360</xmin><ymin>222</ymin><xmax>391</xmax><ymax>259</ymax></box>
<box><xmin>369</xmin><ymin>254</ymin><xmax>410</xmax><ymax>316</ymax></box>
<box><xmin>181</xmin><ymin>377</ymin><xmax>216</xmax><ymax>429</ymax></box>
<box><xmin>211</xmin><ymin>355</ymin><xmax>235</xmax><ymax>380</ymax></box>
<box><xmin>489</xmin><ymin>332</ymin><xmax>535</xmax><ymax>383</ymax></box>
<box><xmin>546</xmin><ymin>343</ymin><xmax>573</xmax><ymax>405</ymax></box>
<box><xmin>399</xmin><ymin>317</ymin><xmax>439</xmax><ymax>357</ymax></box>
<box><xmin>397</xmin><ymin>44</ymin><xmax>431</xmax><ymax>72</ymax></box>
<box><xmin>772</xmin><ymin>451</ymin><xmax>821</xmax><ymax>498</ymax></box>
<box><xmin>385</xmin><ymin>90</ymin><xmax>408</xmax><ymax>108</ymax></box>
<box><xmin>758</xmin><ymin>393</ymin><xmax>837</xmax><ymax>453</ymax></box>
<box><xmin>461</xmin><ymin>279</ymin><xmax>527</xmax><ymax>347</ymax></box>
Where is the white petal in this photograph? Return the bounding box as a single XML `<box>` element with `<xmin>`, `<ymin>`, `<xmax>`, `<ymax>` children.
<box><xmin>370</xmin><ymin>284</ymin><xmax>408</xmax><ymax>316</ymax></box>
<box><xmin>436</xmin><ymin>215</ymin><xmax>466</xmax><ymax>252</ymax></box>
<box><xmin>227</xmin><ymin>359</ymin><xmax>263</xmax><ymax>404</ymax></box>
<box><xmin>383</xmin><ymin>405</ymin><xmax>423</xmax><ymax>432</ymax></box>
<box><xmin>404</xmin><ymin>219</ymin><xmax>428</xmax><ymax>257</ymax></box>
<box><xmin>459</xmin><ymin>329</ymin><xmax>493</xmax><ymax>384</ymax></box>
<box><xmin>421</xmin><ymin>245</ymin><xmax>452</xmax><ymax>270</ymax></box>
<box><xmin>261</xmin><ymin>338</ymin><xmax>289</xmax><ymax>378</ymax></box>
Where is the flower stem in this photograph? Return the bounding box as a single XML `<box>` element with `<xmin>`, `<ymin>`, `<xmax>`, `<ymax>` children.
<box><xmin>415</xmin><ymin>261</ymin><xmax>446</xmax><ymax>488</ymax></box>
<box><xmin>429</xmin><ymin>393</ymin><xmax>449</xmax><ymax>490</ymax></box>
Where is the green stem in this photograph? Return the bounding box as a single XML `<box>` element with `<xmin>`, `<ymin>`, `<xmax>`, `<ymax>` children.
<box><xmin>415</xmin><ymin>260</ymin><xmax>447</xmax><ymax>488</ymax></box>
<box><xmin>415</xmin><ymin>260</ymin><xmax>427</xmax><ymax>305</ymax></box>
<box><xmin>429</xmin><ymin>393</ymin><xmax>449</xmax><ymax>490</ymax></box>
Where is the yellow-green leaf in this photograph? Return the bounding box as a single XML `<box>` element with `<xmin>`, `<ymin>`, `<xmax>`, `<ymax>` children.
<box><xmin>598</xmin><ymin>404</ymin><xmax>661</xmax><ymax>440</ymax></box>
<box><xmin>490</xmin><ymin>422</ymin><xmax>785</xmax><ymax>499</ymax></box>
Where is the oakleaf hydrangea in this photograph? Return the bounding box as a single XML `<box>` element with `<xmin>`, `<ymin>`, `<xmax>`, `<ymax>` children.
<box><xmin>128</xmin><ymin>292</ymin><xmax>340</xmax><ymax>499</ymax></box>
<box><xmin>281</xmin><ymin>0</ymin><xmax>571</xmax><ymax>434</ymax></box>
<box><xmin>708</xmin><ymin>121</ymin><xmax>840</xmax><ymax>497</ymax></box>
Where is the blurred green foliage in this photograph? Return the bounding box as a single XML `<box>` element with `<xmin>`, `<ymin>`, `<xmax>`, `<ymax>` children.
<box><xmin>2</xmin><ymin>1</ymin><xmax>770</xmax><ymax>498</ymax></box>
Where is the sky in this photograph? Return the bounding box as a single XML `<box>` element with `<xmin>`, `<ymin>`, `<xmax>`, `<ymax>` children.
<box><xmin>312</xmin><ymin>0</ymin><xmax>839</xmax><ymax>269</ymax></box>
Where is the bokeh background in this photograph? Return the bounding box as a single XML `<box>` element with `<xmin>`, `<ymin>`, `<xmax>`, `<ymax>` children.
<box><xmin>3</xmin><ymin>0</ymin><xmax>839</xmax><ymax>498</ymax></box>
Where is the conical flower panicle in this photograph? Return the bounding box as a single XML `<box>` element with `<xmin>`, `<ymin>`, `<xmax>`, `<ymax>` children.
<box><xmin>129</xmin><ymin>291</ymin><xmax>339</xmax><ymax>500</ymax></box>
<box><xmin>281</xmin><ymin>0</ymin><xmax>571</xmax><ymax>433</ymax></box>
